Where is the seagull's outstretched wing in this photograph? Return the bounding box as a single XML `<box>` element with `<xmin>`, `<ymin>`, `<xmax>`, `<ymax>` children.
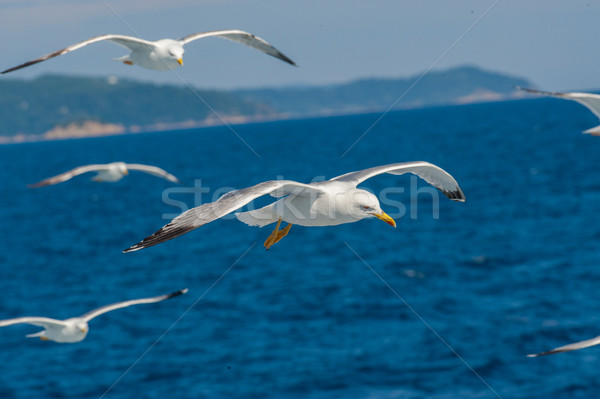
<box><xmin>28</xmin><ymin>164</ymin><xmax>109</xmax><ymax>188</ymax></box>
<box><xmin>124</xmin><ymin>180</ymin><xmax>323</xmax><ymax>252</ymax></box>
<box><xmin>79</xmin><ymin>288</ymin><xmax>188</xmax><ymax>322</ymax></box>
<box><xmin>527</xmin><ymin>334</ymin><xmax>600</xmax><ymax>357</ymax></box>
<box><xmin>126</xmin><ymin>164</ymin><xmax>180</xmax><ymax>183</ymax></box>
<box><xmin>1</xmin><ymin>34</ymin><xmax>156</xmax><ymax>74</ymax></box>
<box><xmin>0</xmin><ymin>317</ymin><xmax>66</xmax><ymax>329</ymax></box>
<box><xmin>331</xmin><ymin>161</ymin><xmax>466</xmax><ymax>202</ymax></box>
<box><xmin>178</xmin><ymin>29</ymin><xmax>296</xmax><ymax>66</ymax></box>
<box><xmin>517</xmin><ymin>86</ymin><xmax>600</xmax><ymax>134</ymax></box>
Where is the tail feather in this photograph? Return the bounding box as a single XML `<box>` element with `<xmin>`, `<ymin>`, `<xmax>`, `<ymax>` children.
<box><xmin>26</xmin><ymin>331</ymin><xmax>44</xmax><ymax>338</ymax></box>
<box><xmin>236</xmin><ymin>205</ymin><xmax>277</xmax><ymax>228</ymax></box>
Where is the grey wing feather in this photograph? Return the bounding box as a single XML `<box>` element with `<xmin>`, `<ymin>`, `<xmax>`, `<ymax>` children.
<box><xmin>126</xmin><ymin>164</ymin><xmax>180</xmax><ymax>183</ymax></box>
<box><xmin>179</xmin><ymin>29</ymin><xmax>296</xmax><ymax>66</ymax></box>
<box><xmin>0</xmin><ymin>316</ymin><xmax>66</xmax><ymax>328</ymax></box>
<box><xmin>1</xmin><ymin>34</ymin><xmax>155</xmax><ymax>74</ymax></box>
<box><xmin>516</xmin><ymin>86</ymin><xmax>600</xmax><ymax>120</ymax></box>
<box><xmin>80</xmin><ymin>288</ymin><xmax>188</xmax><ymax>322</ymax></box>
<box><xmin>331</xmin><ymin>161</ymin><xmax>466</xmax><ymax>201</ymax></box>
<box><xmin>527</xmin><ymin>335</ymin><xmax>600</xmax><ymax>357</ymax></box>
<box><xmin>28</xmin><ymin>164</ymin><xmax>108</xmax><ymax>188</ymax></box>
<box><xmin>123</xmin><ymin>180</ymin><xmax>321</xmax><ymax>252</ymax></box>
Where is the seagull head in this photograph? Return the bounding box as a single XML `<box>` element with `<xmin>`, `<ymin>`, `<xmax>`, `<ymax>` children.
<box><xmin>74</xmin><ymin>320</ymin><xmax>89</xmax><ymax>337</ymax></box>
<box><xmin>168</xmin><ymin>48</ymin><xmax>184</xmax><ymax>66</ymax></box>
<box><xmin>115</xmin><ymin>162</ymin><xmax>128</xmax><ymax>176</ymax></box>
<box><xmin>348</xmin><ymin>189</ymin><xmax>396</xmax><ymax>227</ymax></box>
<box><xmin>162</xmin><ymin>40</ymin><xmax>184</xmax><ymax>66</ymax></box>
<box><xmin>151</xmin><ymin>39</ymin><xmax>185</xmax><ymax>68</ymax></box>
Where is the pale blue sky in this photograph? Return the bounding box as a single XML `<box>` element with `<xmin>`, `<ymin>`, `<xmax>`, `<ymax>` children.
<box><xmin>0</xmin><ymin>0</ymin><xmax>598</xmax><ymax>90</ymax></box>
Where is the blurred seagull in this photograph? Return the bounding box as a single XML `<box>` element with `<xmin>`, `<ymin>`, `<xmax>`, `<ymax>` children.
<box><xmin>1</xmin><ymin>30</ymin><xmax>296</xmax><ymax>74</ymax></box>
<box><xmin>28</xmin><ymin>162</ymin><xmax>180</xmax><ymax>188</ymax></box>
<box><xmin>517</xmin><ymin>86</ymin><xmax>600</xmax><ymax>135</ymax></box>
<box><xmin>0</xmin><ymin>288</ymin><xmax>187</xmax><ymax>343</ymax></box>
<box><xmin>124</xmin><ymin>161</ymin><xmax>465</xmax><ymax>252</ymax></box>
<box><xmin>528</xmin><ymin>333</ymin><xmax>600</xmax><ymax>357</ymax></box>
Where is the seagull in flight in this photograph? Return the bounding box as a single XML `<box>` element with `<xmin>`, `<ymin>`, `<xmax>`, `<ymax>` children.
<box><xmin>28</xmin><ymin>162</ymin><xmax>180</xmax><ymax>188</ymax></box>
<box><xmin>517</xmin><ymin>86</ymin><xmax>600</xmax><ymax>135</ymax></box>
<box><xmin>0</xmin><ymin>288</ymin><xmax>187</xmax><ymax>343</ymax></box>
<box><xmin>1</xmin><ymin>29</ymin><xmax>296</xmax><ymax>74</ymax></box>
<box><xmin>124</xmin><ymin>161</ymin><xmax>465</xmax><ymax>252</ymax></box>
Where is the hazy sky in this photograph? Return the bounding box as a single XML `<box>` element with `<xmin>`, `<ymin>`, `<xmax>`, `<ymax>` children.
<box><xmin>0</xmin><ymin>1</ymin><xmax>598</xmax><ymax>90</ymax></box>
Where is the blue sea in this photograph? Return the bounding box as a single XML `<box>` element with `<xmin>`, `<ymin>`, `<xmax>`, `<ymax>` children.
<box><xmin>1</xmin><ymin>97</ymin><xmax>600</xmax><ymax>398</ymax></box>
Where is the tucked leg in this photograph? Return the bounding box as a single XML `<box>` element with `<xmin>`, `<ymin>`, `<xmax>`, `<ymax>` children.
<box><xmin>264</xmin><ymin>220</ymin><xmax>293</xmax><ymax>250</ymax></box>
<box><xmin>264</xmin><ymin>219</ymin><xmax>282</xmax><ymax>249</ymax></box>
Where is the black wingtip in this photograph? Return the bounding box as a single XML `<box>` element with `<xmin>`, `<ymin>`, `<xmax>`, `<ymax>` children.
<box><xmin>444</xmin><ymin>189</ymin><xmax>466</xmax><ymax>202</ymax></box>
<box><xmin>167</xmin><ymin>288</ymin><xmax>189</xmax><ymax>299</ymax></box>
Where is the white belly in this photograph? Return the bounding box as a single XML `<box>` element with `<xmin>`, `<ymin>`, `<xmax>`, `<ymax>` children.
<box><xmin>131</xmin><ymin>50</ymin><xmax>180</xmax><ymax>71</ymax></box>
<box><xmin>94</xmin><ymin>169</ymin><xmax>123</xmax><ymax>182</ymax></box>
<box><xmin>277</xmin><ymin>195</ymin><xmax>362</xmax><ymax>227</ymax></box>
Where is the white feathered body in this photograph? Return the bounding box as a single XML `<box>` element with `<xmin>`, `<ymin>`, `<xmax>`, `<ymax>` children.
<box><xmin>125</xmin><ymin>39</ymin><xmax>184</xmax><ymax>71</ymax></box>
<box><xmin>92</xmin><ymin>162</ymin><xmax>127</xmax><ymax>182</ymax></box>
<box><xmin>27</xmin><ymin>319</ymin><xmax>89</xmax><ymax>343</ymax></box>
<box><xmin>236</xmin><ymin>182</ymin><xmax>375</xmax><ymax>227</ymax></box>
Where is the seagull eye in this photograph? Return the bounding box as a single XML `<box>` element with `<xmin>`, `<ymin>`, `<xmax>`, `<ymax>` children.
<box><xmin>363</xmin><ymin>206</ymin><xmax>371</xmax><ymax>210</ymax></box>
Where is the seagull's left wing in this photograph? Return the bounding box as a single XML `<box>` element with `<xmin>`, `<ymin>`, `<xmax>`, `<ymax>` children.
<box><xmin>331</xmin><ymin>161</ymin><xmax>465</xmax><ymax>201</ymax></box>
<box><xmin>1</xmin><ymin>34</ymin><xmax>155</xmax><ymax>74</ymax></box>
<box><xmin>79</xmin><ymin>288</ymin><xmax>188</xmax><ymax>322</ymax></box>
<box><xmin>124</xmin><ymin>180</ymin><xmax>323</xmax><ymax>252</ymax></box>
<box><xmin>178</xmin><ymin>29</ymin><xmax>296</xmax><ymax>66</ymax></box>
<box><xmin>126</xmin><ymin>164</ymin><xmax>180</xmax><ymax>183</ymax></box>
<box><xmin>527</xmin><ymin>334</ymin><xmax>600</xmax><ymax>357</ymax></box>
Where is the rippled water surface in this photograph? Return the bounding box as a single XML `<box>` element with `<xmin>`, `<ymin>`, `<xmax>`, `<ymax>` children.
<box><xmin>1</xmin><ymin>98</ymin><xmax>600</xmax><ymax>398</ymax></box>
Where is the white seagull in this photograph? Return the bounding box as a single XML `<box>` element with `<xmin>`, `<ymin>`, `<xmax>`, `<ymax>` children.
<box><xmin>28</xmin><ymin>161</ymin><xmax>180</xmax><ymax>188</ymax></box>
<box><xmin>527</xmin><ymin>333</ymin><xmax>600</xmax><ymax>357</ymax></box>
<box><xmin>0</xmin><ymin>288</ymin><xmax>187</xmax><ymax>343</ymax></box>
<box><xmin>517</xmin><ymin>86</ymin><xmax>600</xmax><ymax>135</ymax></box>
<box><xmin>124</xmin><ymin>161</ymin><xmax>465</xmax><ymax>252</ymax></box>
<box><xmin>1</xmin><ymin>30</ymin><xmax>296</xmax><ymax>74</ymax></box>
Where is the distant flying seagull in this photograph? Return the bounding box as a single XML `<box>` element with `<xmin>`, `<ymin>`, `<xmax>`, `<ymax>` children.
<box><xmin>28</xmin><ymin>162</ymin><xmax>180</xmax><ymax>188</ymax></box>
<box><xmin>0</xmin><ymin>288</ymin><xmax>187</xmax><ymax>343</ymax></box>
<box><xmin>517</xmin><ymin>86</ymin><xmax>600</xmax><ymax>135</ymax></box>
<box><xmin>1</xmin><ymin>30</ymin><xmax>296</xmax><ymax>74</ymax></box>
<box><xmin>527</xmin><ymin>333</ymin><xmax>600</xmax><ymax>357</ymax></box>
<box><xmin>124</xmin><ymin>161</ymin><xmax>465</xmax><ymax>252</ymax></box>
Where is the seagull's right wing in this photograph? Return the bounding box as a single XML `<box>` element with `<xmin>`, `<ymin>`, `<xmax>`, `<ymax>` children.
<box><xmin>1</xmin><ymin>34</ymin><xmax>155</xmax><ymax>74</ymax></box>
<box><xmin>516</xmin><ymin>87</ymin><xmax>600</xmax><ymax>120</ymax></box>
<box><xmin>80</xmin><ymin>288</ymin><xmax>188</xmax><ymax>322</ymax></box>
<box><xmin>28</xmin><ymin>164</ymin><xmax>108</xmax><ymax>188</ymax></box>
<box><xmin>126</xmin><ymin>164</ymin><xmax>180</xmax><ymax>183</ymax></box>
<box><xmin>178</xmin><ymin>30</ymin><xmax>296</xmax><ymax>66</ymax></box>
<box><xmin>124</xmin><ymin>180</ymin><xmax>323</xmax><ymax>252</ymax></box>
<box><xmin>527</xmin><ymin>334</ymin><xmax>600</xmax><ymax>357</ymax></box>
<box><xmin>0</xmin><ymin>317</ymin><xmax>66</xmax><ymax>329</ymax></box>
<box><xmin>331</xmin><ymin>161</ymin><xmax>465</xmax><ymax>202</ymax></box>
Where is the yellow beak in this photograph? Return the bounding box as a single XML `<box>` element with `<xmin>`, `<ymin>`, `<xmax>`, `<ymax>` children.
<box><xmin>373</xmin><ymin>211</ymin><xmax>396</xmax><ymax>228</ymax></box>
<box><xmin>177</xmin><ymin>58</ymin><xmax>183</xmax><ymax>66</ymax></box>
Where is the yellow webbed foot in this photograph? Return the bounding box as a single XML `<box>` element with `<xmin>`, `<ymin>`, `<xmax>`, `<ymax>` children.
<box><xmin>264</xmin><ymin>221</ymin><xmax>292</xmax><ymax>250</ymax></box>
<box><xmin>264</xmin><ymin>219</ymin><xmax>282</xmax><ymax>250</ymax></box>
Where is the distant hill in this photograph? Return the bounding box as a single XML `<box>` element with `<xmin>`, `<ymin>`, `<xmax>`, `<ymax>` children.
<box><xmin>0</xmin><ymin>65</ymin><xmax>532</xmax><ymax>141</ymax></box>
<box><xmin>0</xmin><ymin>75</ymin><xmax>272</xmax><ymax>138</ymax></box>
<box><xmin>233</xmin><ymin>65</ymin><xmax>532</xmax><ymax>114</ymax></box>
